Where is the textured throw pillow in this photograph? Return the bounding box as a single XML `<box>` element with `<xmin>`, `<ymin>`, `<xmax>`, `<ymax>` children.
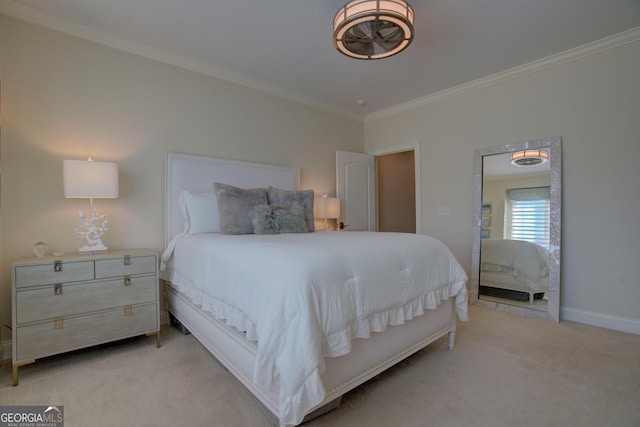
<box><xmin>267</xmin><ymin>186</ymin><xmax>315</xmax><ymax>232</ymax></box>
<box><xmin>249</xmin><ymin>203</ymin><xmax>309</xmax><ymax>235</ymax></box>
<box><xmin>178</xmin><ymin>190</ymin><xmax>219</xmax><ymax>234</ymax></box>
<box><xmin>214</xmin><ymin>182</ymin><xmax>269</xmax><ymax>234</ymax></box>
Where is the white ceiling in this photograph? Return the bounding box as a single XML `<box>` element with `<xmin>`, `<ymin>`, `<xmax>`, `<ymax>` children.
<box><xmin>3</xmin><ymin>0</ymin><xmax>640</xmax><ymax>119</ymax></box>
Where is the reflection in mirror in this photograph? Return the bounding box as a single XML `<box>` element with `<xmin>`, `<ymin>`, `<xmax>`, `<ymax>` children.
<box><xmin>480</xmin><ymin>153</ymin><xmax>550</xmax><ymax>310</ymax></box>
<box><xmin>471</xmin><ymin>137</ymin><xmax>561</xmax><ymax>321</ymax></box>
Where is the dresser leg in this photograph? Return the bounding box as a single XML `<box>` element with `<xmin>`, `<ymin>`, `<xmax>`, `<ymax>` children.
<box><xmin>148</xmin><ymin>331</ymin><xmax>161</xmax><ymax>348</ymax></box>
<box><xmin>12</xmin><ymin>360</ymin><xmax>35</xmax><ymax>386</ymax></box>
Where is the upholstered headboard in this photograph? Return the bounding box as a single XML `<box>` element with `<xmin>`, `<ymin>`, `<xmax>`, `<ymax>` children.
<box><xmin>164</xmin><ymin>153</ymin><xmax>300</xmax><ymax>246</ymax></box>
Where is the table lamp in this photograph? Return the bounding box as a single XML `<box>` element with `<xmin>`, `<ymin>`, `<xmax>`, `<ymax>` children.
<box><xmin>63</xmin><ymin>158</ymin><xmax>119</xmax><ymax>254</ymax></box>
<box><xmin>314</xmin><ymin>194</ymin><xmax>340</xmax><ymax>231</ymax></box>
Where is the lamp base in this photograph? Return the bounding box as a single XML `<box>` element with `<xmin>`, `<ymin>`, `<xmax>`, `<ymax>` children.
<box><xmin>74</xmin><ymin>200</ymin><xmax>111</xmax><ymax>255</ymax></box>
<box><xmin>77</xmin><ymin>244</ymin><xmax>109</xmax><ymax>255</ymax></box>
<box><xmin>77</xmin><ymin>250</ymin><xmax>109</xmax><ymax>255</ymax></box>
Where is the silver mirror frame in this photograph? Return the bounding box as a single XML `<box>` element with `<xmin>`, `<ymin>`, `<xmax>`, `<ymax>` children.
<box><xmin>471</xmin><ymin>137</ymin><xmax>562</xmax><ymax>321</ymax></box>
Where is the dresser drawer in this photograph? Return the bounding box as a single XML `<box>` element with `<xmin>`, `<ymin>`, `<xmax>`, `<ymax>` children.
<box><xmin>15</xmin><ymin>302</ymin><xmax>159</xmax><ymax>362</ymax></box>
<box><xmin>16</xmin><ymin>275</ymin><xmax>158</xmax><ymax>324</ymax></box>
<box><xmin>14</xmin><ymin>260</ymin><xmax>94</xmax><ymax>288</ymax></box>
<box><xmin>95</xmin><ymin>255</ymin><xmax>156</xmax><ymax>279</ymax></box>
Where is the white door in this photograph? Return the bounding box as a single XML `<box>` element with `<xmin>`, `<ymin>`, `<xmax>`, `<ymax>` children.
<box><xmin>336</xmin><ymin>151</ymin><xmax>376</xmax><ymax>231</ymax></box>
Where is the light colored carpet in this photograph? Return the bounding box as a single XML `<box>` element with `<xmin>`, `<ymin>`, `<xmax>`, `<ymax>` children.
<box><xmin>1</xmin><ymin>305</ymin><xmax>639</xmax><ymax>427</ymax></box>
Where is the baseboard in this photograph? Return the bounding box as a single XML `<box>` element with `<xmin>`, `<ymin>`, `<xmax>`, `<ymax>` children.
<box><xmin>561</xmin><ymin>307</ymin><xmax>640</xmax><ymax>335</ymax></box>
<box><xmin>0</xmin><ymin>340</ymin><xmax>11</xmax><ymax>362</ymax></box>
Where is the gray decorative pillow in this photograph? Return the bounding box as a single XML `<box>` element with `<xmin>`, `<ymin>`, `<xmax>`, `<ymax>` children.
<box><xmin>213</xmin><ymin>182</ymin><xmax>269</xmax><ymax>234</ymax></box>
<box><xmin>267</xmin><ymin>186</ymin><xmax>315</xmax><ymax>232</ymax></box>
<box><xmin>249</xmin><ymin>203</ymin><xmax>309</xmax><ymax>235</ymax></box>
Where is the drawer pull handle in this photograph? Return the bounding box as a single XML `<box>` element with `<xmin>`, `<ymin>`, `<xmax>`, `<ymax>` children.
<box><xmin>54</xmin><ymin>260</ymin><xmax>63</xmax><ymax>272</ymax></box>
<box><xmin>124</xmin><ymin>277</ymin><xmax>132</xmax><ymax>286</ymax></box>
<box><xmin>54</xmin><ymin>318</ymin><xmax>64</xmax><ymax>329</ymax></box>
<box><xmin>124</xmin><ymin>255</ymin><xmax>131</xmax><ymax>266</ymax></box>
<box><xmin>54</xmin><ymin>283</ymin><xmax>63</xmax><ymax>295</ymax></box>
<box><xmin>124</xmin><ymin>305</ymin><xmax>132</xmax><ymax>316</ymax></box>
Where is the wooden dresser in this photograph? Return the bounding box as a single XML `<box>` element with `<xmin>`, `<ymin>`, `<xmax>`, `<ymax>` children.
<box><xmin>11</xmin><ymin>249</ymin><xmax>160</xmax><ymax>386</ymax></box>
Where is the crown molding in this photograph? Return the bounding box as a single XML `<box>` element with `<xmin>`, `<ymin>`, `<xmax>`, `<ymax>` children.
<box><xmin>365</xmin><ymin>25</ymin><xmax>640</xmax><ymax>122</ymax></box>
<box><xmin>0</xmin><ymin>0</ymin><xmax>364</xmax><ymax>122</ymax></box>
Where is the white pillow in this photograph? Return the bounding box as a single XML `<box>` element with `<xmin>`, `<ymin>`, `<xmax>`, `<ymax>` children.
<box><xmin>178</xmin><ymin>190</ymin><xmax>219</xmax><ymax>234</ymax></box>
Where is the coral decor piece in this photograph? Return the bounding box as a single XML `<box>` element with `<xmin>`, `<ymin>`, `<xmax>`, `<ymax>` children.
<box><xmin>74</xmin><ymin>200</ymin><xmax>109</xmax><ymax>253</ymax></box>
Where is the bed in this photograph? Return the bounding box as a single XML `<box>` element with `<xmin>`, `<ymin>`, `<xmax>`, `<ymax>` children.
<box><xmin>479</xmin><ymin>239</ymin><xmax>549</xmax><ymax>303</ymax></box>
<box><xmin>160</xmin><ymin>153</ymin><xmax>468</xmax><ymax>426</ymax></box>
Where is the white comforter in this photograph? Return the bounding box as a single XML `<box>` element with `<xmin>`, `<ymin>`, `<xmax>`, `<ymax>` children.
<box><xmin>481</xmin><ymin>239</ymin><xmax>549</xmax><ymax>289</ymax></box>
<box><xmin>161</xmin><ymin>231</ymin><xmax>468</xmax><ymax>426</ymax></box>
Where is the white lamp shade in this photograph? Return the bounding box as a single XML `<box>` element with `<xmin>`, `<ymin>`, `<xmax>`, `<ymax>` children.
<box><xmin>314</xmin><ymin>197</ymin><xmax>340</xmax><ymax>219</ymax></box>
<box><xmin>63</xmin><ymin>160</ymin><xmax>119</xmax><ymax>198</ymax></box>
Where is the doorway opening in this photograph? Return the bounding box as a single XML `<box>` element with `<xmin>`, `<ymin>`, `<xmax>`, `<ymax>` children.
<box><xmin>376</xmin><ymin>150</ymin><xmax>416</xmax><ymax>233</ymax></box>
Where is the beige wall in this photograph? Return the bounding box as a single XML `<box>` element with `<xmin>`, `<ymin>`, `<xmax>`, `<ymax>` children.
<box><xmin>0</xmin><ymin>17</ymin><xmax>363</xmax><ymax>345</ymax></box>
<box><xmin>365</xmin><ymin>38</ymin><xmax>640</xmax><ymax>331</ymax></box>
<box><xmin>0</xmin><ymin>16</ymin><xmax>3</xmax><ymax>346</ymax></box>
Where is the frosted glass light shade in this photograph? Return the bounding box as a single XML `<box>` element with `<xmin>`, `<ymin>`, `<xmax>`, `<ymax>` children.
<box><xmin>314</xmin><ymin>197</ymin><xmax>340</xmax><ymax>219</ymax></box>
<box><xmin>63</xmin><ymin>160</ymin><xmax>119</xmax><ymax>198</ymax></box>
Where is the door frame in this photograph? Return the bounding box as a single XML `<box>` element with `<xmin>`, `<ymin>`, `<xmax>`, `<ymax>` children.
<box><xmin>370</xmin><ymin>142</ymin><xmax>422</xmax><ymax>234</ymax></box>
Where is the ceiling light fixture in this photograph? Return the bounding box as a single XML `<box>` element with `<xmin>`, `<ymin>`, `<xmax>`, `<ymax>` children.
<box><xmin>510</xmin><ymin>149</ymin><xmax>549</xmax><ymax>167</ymax></box>
<box><xmin>333</xmin><ymin>0</ymin><xmax>415</xmax><ymax>60</ymax></box>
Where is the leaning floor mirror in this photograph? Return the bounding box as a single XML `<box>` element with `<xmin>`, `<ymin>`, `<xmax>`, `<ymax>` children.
<box><xmin>471</xmin><ymin>137</ymin><xmax>561</xmax><ymax>321</ymax></box>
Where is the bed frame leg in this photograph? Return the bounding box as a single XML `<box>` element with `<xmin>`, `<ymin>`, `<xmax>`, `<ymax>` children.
<box><xmin>448</xmin><ymin>309</ymin><xmax>457</xmax><ymax>350</ymax></box>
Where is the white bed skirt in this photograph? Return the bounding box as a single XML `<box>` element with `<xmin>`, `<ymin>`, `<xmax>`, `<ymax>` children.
<box><xmin>165</xmin><ymin>282</ymin><xmax>457</xmax><ymax>426</ymax></box>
